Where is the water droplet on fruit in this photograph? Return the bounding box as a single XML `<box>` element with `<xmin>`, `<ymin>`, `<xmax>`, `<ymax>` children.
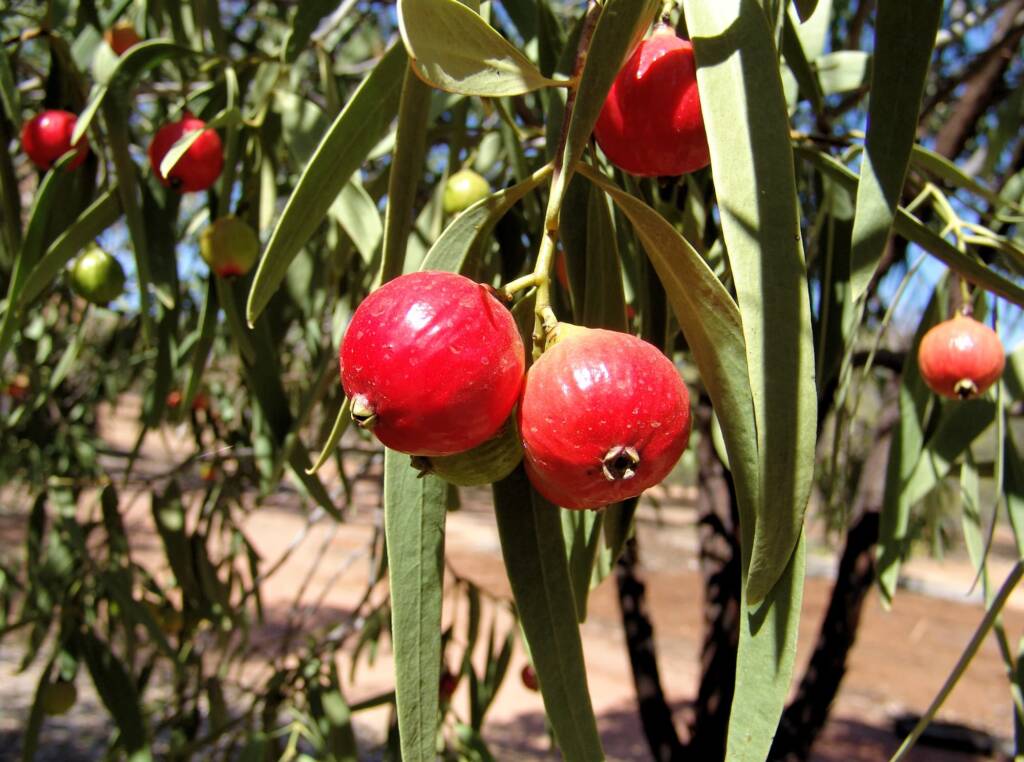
<box><xmin>631</xmin><ymin>407</ymin><xmax>639</xmax><ymax>415</ymax></box>
<box><xmin>651</xmin><ymin>421</ymin><xmax>661</xmax><ymax>429</ymax></box>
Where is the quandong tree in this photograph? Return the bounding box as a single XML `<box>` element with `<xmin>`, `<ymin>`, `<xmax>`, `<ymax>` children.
<box><xmin>1</xmin><ymin>1</ymin><xmax>1024</xmax><ymax>760</ymax></box>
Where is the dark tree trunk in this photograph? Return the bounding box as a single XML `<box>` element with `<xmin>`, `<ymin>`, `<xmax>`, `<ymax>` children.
<box><xmin>686</xmin><ymin>415</ymin><xmax>742</xmax><ymax>760</ymax></box>
<box><xmin>615</xmin><ymin>538</ymin><xmax>685</xmax><ymax>762</ymax></box>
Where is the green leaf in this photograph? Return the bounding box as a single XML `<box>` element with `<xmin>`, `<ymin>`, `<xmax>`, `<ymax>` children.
<box><xmin>420</xmin><ymin>165</ymin><xmax>553</xmax><ymax>276</ymax></box>
<box><xmin>247</xmin><ymin>42</ymin><xmax>407</xmax><ymax>325</ymax></box>
<box><xmin>158</xmin><ymin>106</ymin><xmax>242</xmax><ymax>181</ymax></box>
<box><xmin>813</xmin><ymin>50</ymin><xmax>869</xmax><ymax>95</ymax></box>
<box><xmin>79</xmin><ymin>629</ymin><xmax>151</xmax><ymax>758</ymax></box>
<box><xmin>307</xmin><ymin>398</ymin><xmax>351</xmax><ymax>475</ymax></box>
<box><xmin>181</xmin><ymin>277</ymin><xmax>218</xmax><ymax>414</ymax></box>
<box><xmin>0</xmin><ymin>46</ymin><xmax>21</xmax><ymax>130</ymax></box>
<box><xmin>876</xmin><ymin>291</ymin><xmax>941</xmax><ymax>605</ymax></box>
<box><xmin>384</xmin><ymin>448</ymin><xmax>448</xmax><ymax>762</ymax></box>
<box><xmin>727</xmin><ymin>533</ymin><xmax>806</xmax><ymax>762</ymax></box>
<box><xmin>910</xmin><ymin>143</ymin><xmax>1024</xmax><ymax>215</ymax></box>
<box><xmin>1004</xmin><ymin>433</ymin><xmax>1024</xmax><ymax>558</ymax></box>
<box><xmin>780</xmin><ymin>11</ymin><xmax>823</xmax><ymax>112</ymax></box>
<box><xmin>798</xmin><ymin>147</ymin><xmax>1024</xmax><ymax>307</ymax></box>
<box><xmin>560</xmin><ymin>509</ymin><xmax>603</xmax><ymax>623</ymax></box>
<box><xmin>397</xmin><ymin>0</ymin><xmax>566</xmax><ymax>96</ymax></box>
<box><xmin>379</xmin><ymin>65</ymin><xmax>433</xmax><ymax>283</ymax></box>
<box><xmin>283</xmin><ymin>0</ymin><xmax>346</xmax><ymax>63</ymax></box>
<box><xmin>20</xmin><ymin>658</ymin><xmax>54</xmax><ymax>762</ymax></box>
<box><xmin>73</xmin><ymin>40</ymin><xmax>194</xmax><ymax>143</ymax></box>
<box><xmin>848</xmin><ymin>0</ymin><xmax>942</xmax><ymax>303</ymax></box>
<box><xmin>492</xmin><ymin>466</ymin><xmax>604</xmax><ymax>761</ymax></box>
<box><xmin>682</xmin><ymin>0</ymin><xmax>816</xmax><ymax>604</ymax></box>
<box><xmin>17</xmin><ymin>187</ymin><xmax>122</xmax><ymax>310</ymax></box>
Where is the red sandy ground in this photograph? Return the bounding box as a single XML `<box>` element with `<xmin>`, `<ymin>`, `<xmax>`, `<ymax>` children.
<box><xmin>1</xmin><ymin>396</ymin><xmax>1020</xmax><ymax>761</ymax></box>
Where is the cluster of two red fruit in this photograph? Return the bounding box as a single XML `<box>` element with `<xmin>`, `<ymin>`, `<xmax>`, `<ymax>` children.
<box><xmin>21</xmin><ymin>109</ymin><xmax>223</xmax><ymax>193</ymax></box>
<box><xmin>338</xmin><ymin>271</ymin><xmax>691</xmax><ymax>511</ymax></box>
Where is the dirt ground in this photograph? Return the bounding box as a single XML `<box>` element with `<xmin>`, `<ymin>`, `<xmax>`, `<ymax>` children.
<box><xmin>1</xmin><ymin>396</ymin><xmax>1021</xmax><ymax>761</ymax></box>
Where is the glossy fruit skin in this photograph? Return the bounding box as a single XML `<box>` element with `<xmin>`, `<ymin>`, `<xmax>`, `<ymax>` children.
<box><xmin>41</xmin><ymin>680</ymin><xmax>77</xmax><ymax>715</ymax></box>
<box><xmin>148</xmin><ymin>114</ymin><xmax>224</xmax><ymax>193</ymax></box>
<box><xmin>70</xmin><ymin>245</ymin><xmax>125</xmax><ymax>305</ymax></box>
<box><xmin>594</xmin><ymin>29</ymin><xmax>709</xmax><ymax>177</ymax></box>
<box><xmin>411</xmin><ymin>412</ymin><xmax>523</xmax><ymax>486</ymax></box>
<box><xmin>443</xmin><ymin>169</ymin><xmax>490</xmax><ymax>214</ymax></box>
<box><xmin>519</xmin><ymin>326</ymin><xmax>691</xmax><ymax>510</ymax></box>
<box><xmin>21</xmin><ymin>110</ymin><xmax>89</xmax><ymax>171</ymax></box>
<box><xmin>339</xmin><ymin>271</ymin><xmax>525</xmax><ymax>457</ymax></box>
<box><xmin>104</xmin><ymin>22</ymin><xmax>141</xmax><ymax>55</ymax></box>
<box><xmin>918</xmin><ymin>314</ymin><xmax>1005</xmax><ymax>400</ymax></box>
<box><xmin>200</xmin><ymin>216</ymin><xmax>260</xmax><ymax>277</ymax></box>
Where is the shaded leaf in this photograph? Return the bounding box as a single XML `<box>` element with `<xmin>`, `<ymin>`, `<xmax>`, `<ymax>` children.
<box><xmin>79</xmin><ymin>630</ymin><xmax>151</xmax><ymax>758</ymax></box>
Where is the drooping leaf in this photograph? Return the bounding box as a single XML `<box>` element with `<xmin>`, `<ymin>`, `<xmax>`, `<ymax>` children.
<box><xmin>397</xmin><ymin>0</ymin><xmax>566</xmax><ymax>96</ymax></box>
<box><xmin>848</xmin><ymin>0</ymin><xmax>942</xmax><ymax>302</ymax></box>
<box><xmin>683</xmin><ymin>0</ymin><xmax>816</xmax><ymax>605</ymax></box>
<box><xmin>78</xmin><ymin>629</ymin><xmax>151</xmax><ymax>758</ymax></box>
<box><xmin>492</xmin><ymin>466</ymin><xmax>604</xmax><ymax>762</ymax></box>
<box><xmin>158</xmin><ymin>106</ymin><xmax>242</xmax><ymax>181</ymax></box>
<box><xmin>780</xmin><ymin>11</ymin><xmax>823</xmax><ymax>112</ymax></box>
<box><xmin>383</xmin><ymin>448</ymin><xmax>448</xmax><ymax>762</ymax></box>
<box><xmin>247</xmin><ymin>42</ymin><xmax>407</xmax><ymax>325</ymax></box>
<box><xmin>379</xmin><ymin>65</ymin><xmax>433</xmax><ymax>283</ymax></box>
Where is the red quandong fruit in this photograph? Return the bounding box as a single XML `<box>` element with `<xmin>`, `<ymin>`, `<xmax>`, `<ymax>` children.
<box><xmin>21</xmin><ymin>110</ymin><xmax>89</xmax><ymax>170</ymax></box>
<box><xmin>594</xmin><ymin>26</ymin><xmax>709</xmax><ymax>177</ymax></box>
<box><xmin>339</xmin><ymin>271</ymin><xmax>525</xmax><ymax>457</ymax></box>
<box><xmin>148</xmin><ymin>113</ymin><xmax>224</xmax><ymax>193</ymax></box>
<box><xmin>519</xmin><ymin>325</ymin><xmax>691</xmax><ymax>510</ymax></box>
<box><xmin>917</xmin><ymin>313</ymin><xmax>1005</xmax><ymax>400</ymax></box>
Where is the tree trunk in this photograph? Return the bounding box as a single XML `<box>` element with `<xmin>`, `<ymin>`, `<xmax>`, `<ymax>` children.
<box><xmin>686</xmin><ymin>414</ymin><xmax>742</xmax><ymax>759</ymax></box>
<box><xmin>615</xmin><ymin>538</ymin><xmax>685</xmax><ymax>762</ymax></box>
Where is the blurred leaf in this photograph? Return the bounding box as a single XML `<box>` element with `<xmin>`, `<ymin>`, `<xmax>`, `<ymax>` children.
<box><xmin>792</xmin><ymin>0</ymin><xmax>820</xmax><ymax>23</ymax></box>
<box><xmin>20</xmin><ymin>659</ymin><xmax>53</xmax><ymax>762</ymax></box>
<box><xmin>561</xmin><ymin>509</ymin><xmax>602</xmax><ymax>622</ymax></box>
<box><xmin>383</xmin><ymin>449</ymin><xmax>448</xmax><ymax>762</ymax></box>
<box><xmin>247</xmin><ymin>42</ymin><xmax>407</xmax><ymax>325</ymax></box>
<box><xmin>284</xmin><ymin>0</ymin><xmax>345</xmax><ymax>63</ymax></box>
<box><xmin>814</xmin><ymin>50</ymin><xmax>870</xmax><ymax>95</ymax></box>
<box><xmin>152</xmin><ymin>482</ymin><xmax>203</xmax><ymax>606</ymax></box>
<box><xmin>397</xmin><ymin>0</ymin><xmax>565</xmax><ymax>95</ymax></box>
<box><xmin>74</xmin><ymin>40</ymin><xmax>194</xmax><ymax>142</ymax></box>
<box><xmin>849</xmin><ymin>0</ymin><xmax>942</xmax><ymax>302</ymax></box>
<box><xmin>1004</xmin><ymin>433</ymin><xmax>1024</xmax><ymax>558</ymax></box>
<box><xmin>0</xmin><ymin>46</ymin><xmax>20</xmax><ymax>129</ymax></box>
<box><xmin>17</xmin><ymin>186</ymin><xmax>121</xmax><ymax>309</ymax></box>
<box><xmin>182</xmin><ymin>277</ymin><xmax>218</xmax><ymax>413</ymax></box>
<box><xmin>308</xmin><ymin>398</ymin><xmax>351</xmax><ymax>475</ymax></box>
<box><xmin>684</xmin><ymin>0</ymin><xmax>816</xmax><ymax>606</ymax></box>
<box><xmin>379</xmin><ymin>65</ymin><xmax>432</xmax><ymax>283</ymax></box>
<box><xmin>492</xmin><ymin>465</ymin><xmax>604</xmax><ymax>761</ymax></box>
<box><xmin>79</xmin><ymin>629</ymin><xmax>151</xmax><ymax>758</ymax></box>
<box><xmin>421</xmin><ymin>164</ymin><xmax>552</xmax><ymax>275</ymax></box>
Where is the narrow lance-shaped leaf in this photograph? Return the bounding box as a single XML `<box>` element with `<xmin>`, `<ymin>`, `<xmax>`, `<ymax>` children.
<box><xmin>848</xmin><ymin>0</ymin><xmax>942</xmax><ymax>303</ymax></box>
<box><xmin>684</xmin><ymin>0</ymin><xmax>816</xmax><ymax>606</ymax></box>
<box><xmin>384</xmin><ymin>449</ymin><xmax>448</xmax><ymax>762</ymax></box>
<box><xmin>492</xmin><ymin>466</ymin><xmax>605</xmax><ymax>761</ymax></box>
<box><xmin>247</xmin><ymin>42</ymin><xmax>407</xmax><ymax>325</ymax></box>
<box><xmin>379</xmin><ymin>64</ymin><xmax>433</xmax><ymax>283</ymax></box>
<box><xmin>397</xmin><ymin>0</ymin><xmax>567</xmax><ymax>96</ymax></box>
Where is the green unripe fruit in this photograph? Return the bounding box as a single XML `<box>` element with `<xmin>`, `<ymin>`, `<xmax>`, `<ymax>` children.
<box><xmin>199</xmin><ymin>216</ymin><xmax>260</xmax><ymax>278</ymax></box>
<box><xmin>41</xmin><ymin>680</ymin><xmax>77</xmax><ymax>715</ymax></box>
<box><xmin>411</xmin><ymin>414</ymin><xmax>522</xmax><ymax>486</ymax></box>
<box><xmin>70</xmin><ymin>245</ymin><xmax>125</xmax><ymax>305</ymax></box>
<box><xmin>443</xmin><ymin>169</ymin><xmax>490</xmax><ymax>214</ymax></box>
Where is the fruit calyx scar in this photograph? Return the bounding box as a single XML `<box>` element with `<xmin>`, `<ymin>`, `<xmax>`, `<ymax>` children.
<box><xmin>602</xmin><ymin>445</ymin><xmax>639</xmax><ymax>481</ymax></box>
<box><xmin>350</xmin><ymin>395</ymin><xmax>377</xmax><ymax>429</ymax></box>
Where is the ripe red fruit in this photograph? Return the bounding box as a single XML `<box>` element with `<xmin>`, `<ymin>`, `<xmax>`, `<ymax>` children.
<box><xmin>519</xmin><ymin>325</ymin><xmax>691</xmax><ymax>510</ymax></box>
<box><xmin>21</xmin><ymin>110</ymin><xmax>89</xmax><ymax>170</ymax></box>
<box><xmin>104</xmin><ymin>22</ymin><xmax>141</xmax><ymax>56</ymax></box>
<box><xmin>917</xmin><ymin>314</ymin><xmax>1005</xmax><ymax>400</ymax></box>
<box><xmin>148</xmin><ymin>113</ymin><xmax>224</xmax><ymax>193</ymax></box>
<box><xmin>521</xmin><ymin>664</ymin><xmax>539</xmax><ymax>692</ymax></box>
<box><xmin>340</xmin><ymin>271</ymin><xmax>525</xmax><ymax>457</ymax></box>
<box><xmin>594</xmin><ymin>27</ymin><xmax>709</xmax><ymax>177</ymax></box>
